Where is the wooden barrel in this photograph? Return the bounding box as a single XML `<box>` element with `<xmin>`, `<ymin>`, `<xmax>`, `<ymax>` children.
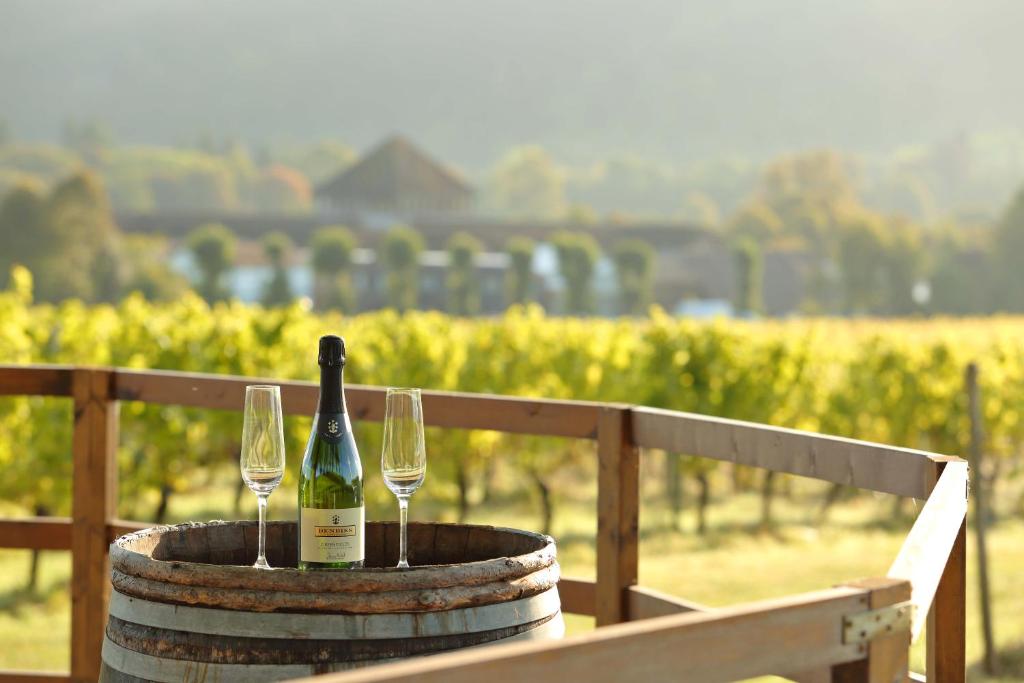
<box><xmin>101</xmin><ymin>520</ymin><xmax>562</xmax><ymax>682</ymax></box>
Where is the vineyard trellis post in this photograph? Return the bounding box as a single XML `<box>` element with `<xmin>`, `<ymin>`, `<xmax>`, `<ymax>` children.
<box><xmin>966</xmin><ymin>362</ymin><xmax>995</xmax><ymax>675</ymax></box>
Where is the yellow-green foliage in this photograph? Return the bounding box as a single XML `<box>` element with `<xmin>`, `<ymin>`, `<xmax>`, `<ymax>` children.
<box><xmin>3</xmin><ymin>267</ymin><xmax>1024</xmax><ymax>516</ymax></box>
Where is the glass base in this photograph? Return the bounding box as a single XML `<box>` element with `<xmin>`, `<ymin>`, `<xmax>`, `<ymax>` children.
<box><xmin>253</xmin><ymin>556</ymin><xmax>273</xmax><ymax>570</ymax></box>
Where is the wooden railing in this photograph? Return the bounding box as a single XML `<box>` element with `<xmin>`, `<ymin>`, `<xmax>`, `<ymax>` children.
<box><xmin>0</xmin><ymin>365</ymin><xmax>968</xmax><ymax>683</ymax></box>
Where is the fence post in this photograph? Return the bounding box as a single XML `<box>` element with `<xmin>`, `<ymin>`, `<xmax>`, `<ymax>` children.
<box><xmin>926</xmin><ymin>458</ymin><xmax>967</xmax><ymax>683</ymax></box>
<box><xmin>965</xmin><ymin>362</ymin><xmax>996</xmax><ymax>674</ymax></box>
<box><xmin>595</xmin><ymin>405</ymin><xmax>639</xmax><ymax>627</ymax></box>
<box><xmin>71</xmin><ymin>368</ymin><xmax>118</xmax><ymax>682</ymax></box>
<box><xmin>831</xmin><ymin>577</ymin><xmax>912</xmax><ymax>683</ymax></box>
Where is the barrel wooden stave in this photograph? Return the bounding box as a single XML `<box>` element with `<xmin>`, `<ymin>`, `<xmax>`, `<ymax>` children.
<box><xmin>102</xmin><ymin>521</ymin><xmax>563</xmax><ymax>683</ymax></box>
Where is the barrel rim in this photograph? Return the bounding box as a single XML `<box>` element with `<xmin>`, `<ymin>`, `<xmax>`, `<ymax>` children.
<box><xmin>110</xmin><ymin>520</ymin><xmax>557</xmax><ymax>594</ymax></box>
<box><xmin>111</xmin><ymin>563</ymin><xmax>560</xmax><ymax>614</ymax></box>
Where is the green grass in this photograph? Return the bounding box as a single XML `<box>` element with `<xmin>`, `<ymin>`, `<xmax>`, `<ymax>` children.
<box><xmin>2</xmin><ymin>472</ymin><xmax>1023</xmax><ymax>681</ymax></box>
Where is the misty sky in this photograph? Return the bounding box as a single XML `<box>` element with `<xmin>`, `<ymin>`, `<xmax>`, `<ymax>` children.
<box><xmin>2</xmin><ymin>0</ymin><xmax>1023</xmax><ymax>167</ymax></box>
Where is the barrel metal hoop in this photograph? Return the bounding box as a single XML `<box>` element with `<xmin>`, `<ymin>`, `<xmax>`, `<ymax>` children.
<box><xmin>101</xmin><ymin>637</ymin><xmax>362</xmax><ymax>683</ymax></box>
<box><xmin>108</xmin><ymin>586</ymin><xmax>561</xmax><ymax>639</ymax></box>
<box><xmin>105</xmin><ymin>611</ymin><xmax>560</xmax><ymax>665</ymax></box>
<box><xmin>101</xmin><ymin>614</ymin><xmax>565</xmax><ymax>682</ymax></box>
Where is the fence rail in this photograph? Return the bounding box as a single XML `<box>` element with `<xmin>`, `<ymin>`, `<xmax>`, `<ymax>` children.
<box><xmin>0</xmin><ymin>365</ymin><xmax>968</xmax><ymax>683</ymax></box>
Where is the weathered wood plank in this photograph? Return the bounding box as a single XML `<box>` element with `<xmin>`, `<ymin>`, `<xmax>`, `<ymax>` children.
<box><xmin>887</xmin><ymin>459</ymin><xmax>968</xmax><ymax>640</ymax></box>
<box><xmin>925</xmin><ymin>458</ymin><xmax>967</xmax><ymax>683</ymax></box>
<box><xmin>114</xmin><ymin>369</ymin><xmax>602</xmax><ymax>439</ymax></box>
<box><xmin>829</xmin><ymin>578</ymin><xmax>912</xmax><ymax>683</ymax></box>
<box><xmin>0</xmin><ymin>671</ymin><xmax>70</xmax><ymax>683</ymax></box>
<box><xmin>557</xmin><ymin>577</ymin><xmax>595</xmax><ymax>616</ymax></box>
<box><xmin>632</xmin><ymin>407</ymin><xmax>939</xmax><ymax>499</ymax></box>
<box><xmin>0</xmin><ymin>365</ymin><xmax>74</xmax><ymax>397</ymax></box>
<box><xmin>70</xmin><ymin>368</ymin><xmax>118</xmax><ymax>683</ymax></box>
<box><xmin>627</xmin><ymin>585</ymin><xmax>706</xmax><ymax>619</ymax></box>
<box><xmin>290</xmin><ymin>587</ymin><xmax>868</xmax><ymax>683</ymax></box>
<box><xmin>0</xmin><ymin>517</ymin><xmax>72</xmax><ymax>550</ymax></box>
<box><xmin>595</xmin><ymin>406</ymin><xmax>638</xmax><ymax>626</ymax></box>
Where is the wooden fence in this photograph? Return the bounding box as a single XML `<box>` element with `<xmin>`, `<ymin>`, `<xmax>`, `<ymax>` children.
<box><xmin>0</xmin><ymin>365</ymin><xmax>968</xmax><ymax>683</ymax></box>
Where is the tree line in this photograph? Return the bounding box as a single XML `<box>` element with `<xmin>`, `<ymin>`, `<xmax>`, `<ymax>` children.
<box><xmin>6</xmin><ymin>157</ymin><xmax>1024</xmax><ymax>317</ymax></box>
<box><xmin>186</xmin><ymin>221</ymin><xmax>661</xmax><ymax>317</ymax></box>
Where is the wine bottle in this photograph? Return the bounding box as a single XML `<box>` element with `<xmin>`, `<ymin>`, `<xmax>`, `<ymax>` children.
<box><xmin>298</xmin><ymin>335</ymin><xmax>365</xmax><ymax>569</ymax></box>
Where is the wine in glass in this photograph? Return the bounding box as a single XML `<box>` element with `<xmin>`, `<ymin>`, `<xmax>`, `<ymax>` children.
<box><xmin>240</xmin><ymin>385</ymin><xmax>286</xmax><ymax>570</ymax></box>
<box><xmin>381</xmin><ymin>388</ymin><xmax>426</xmax><ymax>569</ymax></box>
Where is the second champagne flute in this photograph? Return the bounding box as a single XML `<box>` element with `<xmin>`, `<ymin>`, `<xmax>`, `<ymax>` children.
<box><xmin>240</xmin><ymin>385</ymin><xmax>285</xmax><ymax>570</ymax></box>
<box><xmin>381</xmin><ymin>388</ymin><xmax>426</xmax><ymax>569</ymax></box>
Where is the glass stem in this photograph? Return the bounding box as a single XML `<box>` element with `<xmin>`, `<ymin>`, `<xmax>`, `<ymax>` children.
<box><xmin>256</xmin><ymin>493</ymin><xmax>269</xmax><ymax>567</ymax></box>
<box><xmin>397</xmin><ymin>495</ymin><xmax>410</xmax><ymax>569</ymax></box>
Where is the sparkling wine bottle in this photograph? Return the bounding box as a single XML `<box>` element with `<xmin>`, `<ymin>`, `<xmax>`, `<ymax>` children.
<box><xmin>298</xmin><ymin>335</ymin><xmax>364</xmax><ymax>569</ymax></box>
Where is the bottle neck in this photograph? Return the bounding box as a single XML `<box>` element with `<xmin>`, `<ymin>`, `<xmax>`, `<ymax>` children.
<box><xmin>317</xmin><ymin>365</ymin><xmax>347</xmax><ymax>414</ymax></box>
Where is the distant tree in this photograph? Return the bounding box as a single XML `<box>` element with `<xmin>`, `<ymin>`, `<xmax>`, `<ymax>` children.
<box><xmin>756</xmin><ymin>149</ymin><xmax>859</xmax><ymax>254</ymax></box>
<box><xmin>310</xmin><ymin>226</ymin><xmax>357</xmax><ymax>312</ymax></box>
<box><xmin>612</xmin><ymin>239</ymin><xmax>655</xmax><ymax>315</ymax></box>
<box><xmin>253</xmin><ymin>165</ymin><xmax>313</xmax><ymax>213</ymax></box>
<box><xmin>491</xmin><ymin>145</ymin><xmax>566</xmax><ymax>218</ymax></box>
<box><xmin>837</xmin><ymin>215</ymin><xmax>888</xmax><ymax>314</ymax></box>
<box><xmin>261</xmin><ymin>232</ymin><xmax>294</xmax><ymax>307</ymax></box>
<box><xmin>505</xmin><ymin>237</ymin><xmax>535</xmax><ymax>307</ymax></box>
<box><xmin>381</xmin><ymin>225</ymin><xmax>424</xmax><ymax>311</ymax></box>
<box><xmin>836</xmin><ymin>213</ymin><xmax>922</xmax><ymax>316</ymax></box>
<box><xmin>1</xmin><ymin>171</ymin><xmax>126</xmax><ymax>303</ymax></box>
<box><xmin>728</xmin><ymin>201</ymin><xmax>782</xmax><ymax>244</ymax></box>
<box><xmin>91</xmin><ymin>243</ymin><xmax>123</xmax><ymax>303</ymax></box>
<box><xmin>927</xmin><ymin>233</ymin><xmax>993</xmax><ymax>315</ymax></box>
<box><xmin>880</xmin><ymin>220</ymin><xmax>923</xmax><ymax>316</ymax></box>
<box><xmin>759</xmin><ymin>150</ymin><xmax>857</xmax><ymax>214</ymax></box>
<box><xmin>187</xmin><ymin>223</ymin><xmax>236</xmax><ymax>303</ymax></box>
<box><xmin>0</xmin><ymin>181</ymin><xmax>47</xmax><ymax>289</ymax></box>
<box><xmin>864</xmin><ymin>171</ymin><xmax>936</xmax><ymax>222</ymax></box>
<box><xmin>40</xmin><ymin>171</ymin><xmax>120</xmax><ymax>302</ymax></box>
<box><xmin>446</xmin><ymin>232</ymin><xmax>482</xmax><ymax>316</ymax></box>
<box><xmin>993</xmin><ymin>187</ymin><xmax>1024</xmax><ymax>312</ymax></box>
<box><xmin>151</xmin><ymin>165</ymin><xmax>240</xmax><ymax>212</ymax></box>
<box><xmin>552</xmin><ymin>231</ymin><xmax>599</xmax><ymax>314</ymax></box>
<box><xmin>732</xmin><ymin>238</ymin><xmax>763</xmax><ymax>315</ymax></box>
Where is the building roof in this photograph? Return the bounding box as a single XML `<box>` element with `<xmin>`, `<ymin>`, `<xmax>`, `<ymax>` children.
<box><xmin>315</xmin><ymin>135</ymin><xmax>473</xmax><ymax>209</ymax></box>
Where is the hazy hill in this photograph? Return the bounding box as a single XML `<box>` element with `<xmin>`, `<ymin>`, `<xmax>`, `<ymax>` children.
<box><xmin>2</xmin><ymin>0</ymin><xmax>1023</xmax><ymax>168</ymax></box>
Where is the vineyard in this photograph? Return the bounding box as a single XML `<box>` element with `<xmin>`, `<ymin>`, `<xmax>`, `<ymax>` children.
<box><xmin>2</xmin><ymin>264</ymin><xmax>1024</xmax><ymax>531</ymax></box>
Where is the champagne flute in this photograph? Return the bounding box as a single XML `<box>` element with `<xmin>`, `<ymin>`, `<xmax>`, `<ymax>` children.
<box><xmin>381</xmin><ymin>388</ymin><xmax>426</xmax><ymax>569</ymax></box>
<box><xmin>240</xmin><ymin>385</ymin><xmax>286</xmax><ymax>570</ymax></box>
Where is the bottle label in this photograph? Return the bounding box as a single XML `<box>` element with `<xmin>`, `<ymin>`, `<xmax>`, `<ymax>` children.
<box><xmin>317</xmin><ymin>412</ymin><xmax>345</xmax><ymax>444</ymax></box>
<box><xmin>300</xmin><ymin>506</ymin><xmax>365</xmax><ymax>563</ymax></box>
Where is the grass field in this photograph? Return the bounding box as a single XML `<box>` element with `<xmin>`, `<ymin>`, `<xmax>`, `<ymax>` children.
<box><xmin>1</xmin><ymin>468</ymin><xmax>1022</xmax><ymax>681</ymax></box>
